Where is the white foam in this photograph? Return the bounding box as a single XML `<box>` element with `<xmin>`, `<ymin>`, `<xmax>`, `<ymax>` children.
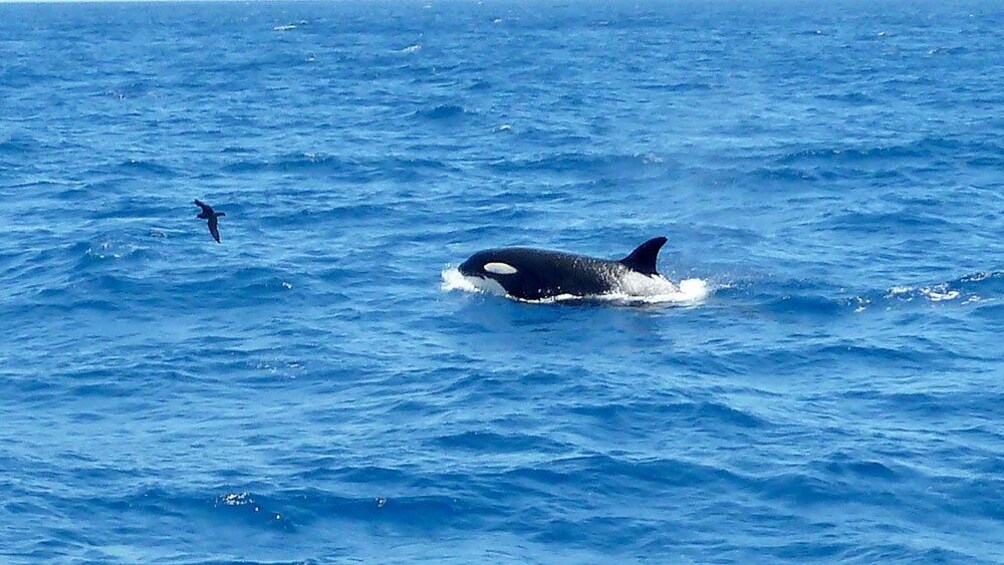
<box><xmin>885</xmin><ymin>284</ymin><xmax>961</xmax><ymax>302</ymax></box>
<box><xmin>400</xmin><ymin>44</ymin><xmax>422</xmax><ymax>54</ymax></box>
<box><xmin>441</xmin><ymin>267</ymin><xmax>505</xmax><ymax>296</ymax></box>
<box><xmin>605</xmin><ymin>273</ymin><xmax>710</xmax><ymax>305</ymax></box>
<box><xmin>923</xmin><ymin>287</ymin><xmax>960</xmax><ymax>302</ymax></box>
<box><xmin>273</xmin><ymin>24</ymin><xmax>297</xmax><ymax>31</ymax></box>
<box><xmin>440</xmin><ymin>268</ymin><xmax>710</xmax><ymax>306</ymax></box>
<box><xmin>886</xmin><ymin>285</ymin><xmax>912</xmax><ymax>297</ymax></box>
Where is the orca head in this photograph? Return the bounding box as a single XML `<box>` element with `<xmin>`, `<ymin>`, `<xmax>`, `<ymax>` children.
<box><xmin>458</xmin><ymin>250</ymin><xmax>522</xmax><ymax>294</ymax></box>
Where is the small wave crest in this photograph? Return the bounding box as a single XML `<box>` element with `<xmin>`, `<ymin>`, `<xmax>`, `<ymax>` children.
<box><xmin>491</xmin><ymin>152</ymin><xmax>666</xmax><ymax>175</ymax></box>
<box><xmin>440</xmin><ymin>268</ymin><xmax>710</xmax><ymax>306</ymax></box>
<box><xmin>886</xmin><ymin>284</ymin><xmax>961</xmax><ymax>303</ymax></box>
<box><xmin>414</xmin><ymin>104</ymin><xmax>471</xmax><ymax>121</ymax></box>
<box><xmin>441</xmin><ymin>266</ymin><xmax>482</xmax><ymax>294</ymax></box>
<box><xmin>118</xmin><ymin>158</ymin><xmax>177</xmax><ymax>178</ymax></box>
<box><xmin>882</xmin><ymin>271</ymin><xmax>1004</xmax><ymax>305</ymax></box>
<box><xmin>214</xmin><ymin>492</ymin><xmax>289</xmax><ymax>529</ymax></box>
<box><xmin>845</xmin><ymin>270</ymin><xmax>1004</xmax><ymax>312</ymax></box>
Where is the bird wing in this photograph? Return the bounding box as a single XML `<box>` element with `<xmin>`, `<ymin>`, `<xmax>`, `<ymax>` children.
<box><xmin>194</xmin><ymin>199</ymin><xmax>214</xmax><ymax>214</ymax></box>
<box><xmin>208</xmin><ymin>215</ymin><xmax>221</xmax><ymax>243</ymax></box>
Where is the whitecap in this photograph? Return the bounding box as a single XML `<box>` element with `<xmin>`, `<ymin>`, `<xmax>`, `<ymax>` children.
<box><xmin>922</xmin><ymin>287</ymin><xmax>960</xmax><ymax>302</ymax></box>
<box><xmin>400</xmin><ymin>44</ymin><xmax>422</xmax><ymax>54</ymax></box>
<box><xmin>217</xmin><ymin>492</ymin><xmax>254</xmax><ymax>507</ymax></box>
<box><xmin>885</xmin><ymin>284</ymin><xmax>961</xmax><ymax>303</ymax></box>
<box><xmin>441</xmin><ymin>267</ymin><xmax>504</xmax><ymax>295</ymax></box>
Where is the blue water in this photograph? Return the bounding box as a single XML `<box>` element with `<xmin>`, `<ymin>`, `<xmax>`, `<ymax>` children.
<box><xmin>2</xmin><ymin>0</ymin><xmax>1004</xmax><ymax>562</ymax></box>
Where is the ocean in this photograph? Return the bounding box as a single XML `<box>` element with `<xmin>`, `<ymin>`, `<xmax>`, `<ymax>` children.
<box><xmin>2</xmin><ymin>0</ymin><xmax>1003</xmax><ymax>562</ymax></box>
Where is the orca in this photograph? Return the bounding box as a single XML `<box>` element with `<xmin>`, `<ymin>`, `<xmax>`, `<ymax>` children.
<box><xmin>457</xmin><ymin>237</ymin><xmax>672</xmax><ymax>301</ymax></box>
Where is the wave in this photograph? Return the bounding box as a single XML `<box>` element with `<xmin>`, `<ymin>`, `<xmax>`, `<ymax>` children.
<box><xmin>221</xmin><ymin>152</ymin><xmax>450</xmax><ymax>180</ymax></box>
<box><xmin>638</xmin><ymin>80</ymin><xmax>714</xmax><ymax>92</ymax></box>
<box><xmin>488</xmin><ymin>151</ymin><xmax>668</xmax><ymax>176</ymax></box>
<box><xmin>666</xmin><ymin>269</ymin><xmax>1004</xmax><ymax>318</ymax></box>
<box><xmin>222</xmin><ymin>152</ymin><xmax>352</xmax><ymax>174</ymax></box>
<box><xmin>412</xmin><ymin>103</ymin><xmax>473</xmax><ymax>121</ymax></box>
<box><xmin>0</xmin><ymin>134</ymin><xmax>38</xmax><ymax>154</ymax></box>
<box><xmin>569</xmin><ymin>399</ymin><xmax>770</xmax><ymax>429</ymax></box>
<box><xmin>117</xmin><ymin>158</ymin><xmax>178</xmax><ymax>178</ymax></box>
<box><xmin>273</xmin><ymin>21</ymin><xmax>306</xmax><ymax>32</ymax></box>
<box><xmin>9</xmin><ymin>237</ymin><xmax>299</xmax><ymax>314</ymax></box>
<box><xmin>878</xmin><ymin>270</ymin><xmax>1004</xmax><ymax>306</ymax></box>
<box><xmin>467</xmin><ymin>78</ymin><xmax>492</xmax><ymax>91</ymax></box>
<box><xmin>773</xmin><ymin>137</ymin><xmax>973</xmax><ymax>167</ymax></box>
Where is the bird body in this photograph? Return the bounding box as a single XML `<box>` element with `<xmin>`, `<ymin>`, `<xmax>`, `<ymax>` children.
<box><xmin>194</xmin><ymin>199</ymin><xmax>225</xmax><ymax>243</ymax></box>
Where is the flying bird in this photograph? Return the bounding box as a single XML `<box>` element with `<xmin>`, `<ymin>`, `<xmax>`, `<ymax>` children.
<box><xmin>194</xmin><ymin>199</ymin><xmax>225</xmax><ymax>243</ymax></box>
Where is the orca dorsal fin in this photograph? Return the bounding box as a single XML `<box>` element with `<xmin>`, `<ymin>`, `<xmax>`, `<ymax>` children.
<box><xmin>619</xmin><ymin>237</ymin><xmax>667</xmax><ymax>275</ymax></box>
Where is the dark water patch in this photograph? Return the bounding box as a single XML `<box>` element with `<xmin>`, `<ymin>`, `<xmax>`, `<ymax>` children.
<box><xmin>335</xmin><ymin>465</ymin><xmax>412</xmax><ymax>485</ymax></box>
<box><xmin>489</xmin><ymin>152</ymin><xmax>668</xmax><ymax>178</ymax></box>
<box><xmin>750</xmin><ymin>166</ymin><xmax>820</xmax><ymax>182</ymax></box>
<box><xmin>264</xmin><ymin>202</ymin><xmax>394</xmax><ymax>226</ymax></box>
<box><xmin>412</xmin><ymin>103</ymin><xmax>474</xmax><ymax>122</ymax></box>
<box><xmin>504</xmin><ymin>454</ymin><xmax>745</xmax><ymax>492</ymax></box>
<box><xmin>317</xmin><ymin>494</ymin><xmax>489</xmax><ymax>528</ymax></box>
<box><xmin>222</xmin><ymin>152</ymin><xmax>351</xmax><ymax>174</ymax></box>
<box><xmin>774</xmin><ymin>137</ymin><xmax>964</xmax><ymax>167</ymax></box>
<box><xmin>811</xmin><ymin>452</ymin><xmax>904</xmax><ymax>481</ymax></box>
<box><xmin>0</xmin><ymin>133</ymin><xmax>39</xmax><ymax>154</ymax></box>
<box><xmin>3</xmin><ymin>179</ymin><xmax>75</xmax><ymax>192</ymax></box>
<box><xmin>756</xmin><ymin>472</ymin><xmax>855</xmax><ymax>506</ymax></box>
<box><xmin>638</xmin><ymin>80</ymin><xmax>715</xmax><ymax>92</ymax></box>
<box><xmin>65</xmin><ymin>379</ymin><xmax>138</xmax><ymax>399</ymax></box>
<box><xmin>220</xmin><ymin>145</ymin><xmax>256</xmax><ymax>155</ymax></box>
<box><xmin>115</xmin><ymin>159</ymin><xmax>178</xmax><ymax>178</ymax></box>
<box><xmin>943</xmin><ymin>477</ymin><xmax>1004</xmax><ymax>521</ymax></box>
<box><xmin>840</xmin><ymin>389</ymin><xmax>1001</xmax><ymax>422</ymax></box>
<box><xmin>816</xmin><ymin>343</ymin><xmax>941</xmax><ymax>367</ymax></box>
<box><xmin>823</xmin><ymin>208</ymin><xmax>947</xmax><ymax>233</ymax></box>
<box><xmin>436</xmin><ymin>431</ymin><xmax>564</xmax><ymax>453</ymax></box>
<box><xmin>221</xmin><ymin>153</ymin><xmax>450</xmax><ymax>182</ymax></box>
<box><xmin>570</xmin><ymin>400</ymin><xmax>769</xmax><ymax>430</ymax></box>
<box><xmin>758</xmin><ymin>293</ymin><xmax>851</xmax><ymax>318</ymax></box>
<box><xmin>966</xmin><ymin>155</ymin><xmax>1004</xmax><ymax>168</ymax></box>
<box><xmin>467</xmin><ymin>78</ymin><xmax>492</xmax><ymax>91</ymax></box>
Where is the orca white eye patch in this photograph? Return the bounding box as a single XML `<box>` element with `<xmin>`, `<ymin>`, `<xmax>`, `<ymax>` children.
<box><xmin>483</xmin><ymin>262</ymin><xmax>518</xmax><ymax>275</ymax></box>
